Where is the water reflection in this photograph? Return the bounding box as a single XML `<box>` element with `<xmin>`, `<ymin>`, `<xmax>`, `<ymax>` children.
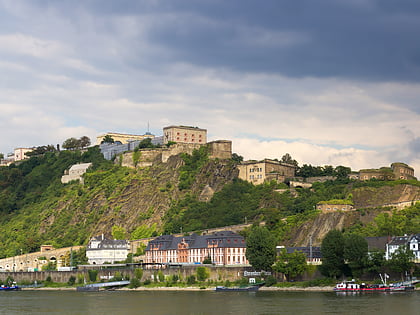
<box><xmin>0</xmin><ymin>290</ymin><xmax>418</xmax><ymax>314</ymax></box>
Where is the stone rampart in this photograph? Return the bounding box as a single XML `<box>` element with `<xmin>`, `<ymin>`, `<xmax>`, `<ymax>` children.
<box><xmin>0</xmin><ymin>246</ymin><xmax>83</xmax><ymax>272</ymax></box>
<box><xmin>208</xmin><ymin>140</ymin><xmax>232</xmax><ymax>160</ymax></box>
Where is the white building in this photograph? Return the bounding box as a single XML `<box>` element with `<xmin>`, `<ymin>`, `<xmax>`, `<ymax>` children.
<box><xmin>408</xmin><ymin>234</ymin><xmax>420</xmax><ymax>263</ymax></box>
<box><xmin>61</xmin><ymin>163</ymin><xmax>92</xmax><ymax>184</ymax></box>
<box><xmin>86</xmin><ymin>235</ymin><xmax>129</xmax><ymax>265</ymax></box>
<box><xmin>385</xmin><ymin>234</ymin><xmax>420</xmax><ymax>263</ymax></box>
<box><xmin>14</xmin><ymin>147</ymin><xmax>34</xmax><ymax>161</ymax></box>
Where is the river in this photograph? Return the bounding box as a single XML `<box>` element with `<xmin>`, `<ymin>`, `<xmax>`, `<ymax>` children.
<box><xmin>0</xmin><ymin>290</ymin><xmax>418</xmax><ymax>314</ymax></box>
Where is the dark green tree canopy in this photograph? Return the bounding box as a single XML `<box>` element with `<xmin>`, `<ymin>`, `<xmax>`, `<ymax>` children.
<box><xmin>62</xmin><ymin>136</ymin><xmax>91</xmax><ymax>150</ymax></box>
<box><xmin>280</xmin><ymin>153</ymin><xmax>298</xmax><ymax>166</ymax></box>
<box><xmin>274</xmin><ymin>249</ymin><xmax>307</xmax><ymax>281</ymax></box>
<box><xmin>101</xmin><ymin>135</ymin><xmax>115</xmax><ymax>144</ymax></box>
<box><xmin>387</xmin><ymin>245</ymin><xmax>415</xmax><ymax>280</ymax></box>
<box><xmin>320</xmin><ymin>229</ymin><xmax>345</xmax><ymax>278</ymax></box>
<box><xmin>231</xmin><ymin>153</ymin><xmax>243</xmax><ymax>163</ymax></box>
<box><xmin>79</xmin><ymin>136</ymin><xmax>91</xmax><ymax>148</ymax></box>
<box><xmin>246</xmin><ymin>226</ymin><xmax>276</xmax><ymax>271</ymax></box>
<box><xmin>62</xmin><ymin>137</ymin><xmax>80</xmax><ymax>150</ymax></box>
<box><xmin>343</xmin><ymin>234</ymin><xmax>368</xmax><ymax>277</ymax></box>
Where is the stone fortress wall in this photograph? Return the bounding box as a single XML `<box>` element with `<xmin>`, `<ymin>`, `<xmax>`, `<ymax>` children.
<box><xmin>0</xmin><ymin>246</ymin><xmax>83</xmax><ymax>272</ymax></box>
<box><xmin>119</xmin><ymin>141</ymin><xmax>232</xmax><ymax>168</ymax></box>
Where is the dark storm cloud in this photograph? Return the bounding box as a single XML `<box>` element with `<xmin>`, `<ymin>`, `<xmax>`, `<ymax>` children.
<box><xmin>70</xmin><ymin>0</ymin><xmax>420</xmax><ymax>82</ymax></box>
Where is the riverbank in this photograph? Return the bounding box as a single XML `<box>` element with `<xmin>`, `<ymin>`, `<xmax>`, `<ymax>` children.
<box><xmin>21</xmin><ymin>285</ymin><xmax>335</xmax><ymax>292</ymax></box>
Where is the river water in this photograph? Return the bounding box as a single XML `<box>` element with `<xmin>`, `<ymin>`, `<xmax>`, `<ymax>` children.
<box><xmin>0</xmin><ymin>290</ymin><xmax>418</xmax><ymax>314</ymax></box>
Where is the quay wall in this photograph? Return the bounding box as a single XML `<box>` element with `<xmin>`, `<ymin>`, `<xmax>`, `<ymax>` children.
<box><xmin>0</xmin><ymin>265</ymin><xmax>323</xmax><ymax>284</ymax></box>
<box><xmin>0</xmin><ymin>266</ymin><xmax>253</xmax><ymax>283</ymax></box>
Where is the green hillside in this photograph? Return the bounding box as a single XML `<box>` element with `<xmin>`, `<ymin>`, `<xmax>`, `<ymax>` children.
<box><xmin>0</xmin><ymin>146</ymin><xmax>419</xmax><ymax>258</ymax></box>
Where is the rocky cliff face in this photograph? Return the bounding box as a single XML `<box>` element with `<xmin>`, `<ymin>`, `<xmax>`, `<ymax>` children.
<box><xmin>39</xmin><ymin>155</ymin><xmax>239</xmax><ymax>239</ymax></box>
<box><xmin>287</xmin><ymin>209</ymin><xmax>383</xmax><ymax>246</ymax></box>
<box><xmin>352</xmin><ymin>184</ymin><xmax>420</xmax><ymax>208</ymax></box>
<box><xmin>285</xmin><ymin>183</ymin><xmax>419</xmax><ymax>246</ymax></box>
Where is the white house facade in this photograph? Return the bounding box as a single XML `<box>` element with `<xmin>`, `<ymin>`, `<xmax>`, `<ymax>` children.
<box><xmin>86</xmin><ymin>235</ymin><xmax>129</xmax><ymax>264</ymax></box>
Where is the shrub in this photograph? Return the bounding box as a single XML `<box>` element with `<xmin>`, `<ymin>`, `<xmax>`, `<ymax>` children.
<box><xmin>158</xmin><ymin>270</ymin><xmax>165</xmax><ymax>282</ymax></box>
<box><xmin>187</xmin><ymin>275</ymin><xmax>196</xmax><ymax>285</ymax></box>
<box><xmin>134</xmin><ymin>268</ymin><xmax>143</xmax><ymax>280</ymax></box>
<box><xmin>113</xmin><ymin>271</ymin><xmax>123</xmax><ymax>281</ymax></box>
<box><xmin>77</xmin><ymin>274</ymin><xmax>85</xmax><ymax>284</ymax></box>
<box><xmin>129</xmin><ymin>277</ymin><xmax>141</xmax><ymax>289</ymax></box>
<box><xmin>265</xmin><ymin>275</ymin><xmax>277</xmax><ymax>287</ymax></box>
<box><xmin>171</xmin><ymin>274</ymin><xmax>179</xmax><ymax>283</ymax></box>
<box><xmin>88</xmin><ymin>270</ymin><xmax>98</xmax><ymax>282</ymax></box>
<box><xmin>196</xmin><ymin>266</ymin><xmax>209</xmax><ymax>282</ymax></box>
<box><xmin>67</xmin><ymin>276</ymin><xmax>76</xmax><ymax>286</ymax></box>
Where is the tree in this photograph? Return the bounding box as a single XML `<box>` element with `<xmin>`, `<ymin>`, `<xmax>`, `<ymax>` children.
<box><xmin>111</xmin><ymin>225</ymin><xmax>127</xmax><ymax>240</ymax></box>
<box><xmin>202</xmin><ymin>255</ymin><xmax>212</xmax><ymax>264</ymax></box>
<box><xmin>335</xmin><ymin>166</ymin><xmax>351</xmax><ymax>180</ymax></box>
<box><xmin>101</xmin><ymin>135</ymin><xmax>115</xmax><ymax>144</ymax></box>
<box><xmin>320</xmin><ymin>230</ymin><xmax>345</xmax><ymax>278</ymax></box>
<box><xmin>79</xmin><ymin>136</ymin><xmax>91</xmax><ymax>148</ymax></box>
<box><xmin>196</xmin><ymin>266</ymin><xmax>210</xmax><ymax>281</ymax></box>
<box><xmin>231</xmin><ymin>153</ymin><xmax>243</xmax><ymax>163</ymax></box>
<box><xmin>280</xmin><ymin>153</ymin><xmax>298</xmax><ymax>166</ymax></box>
<box><xmin>88</xmin><ymin>269</ymin><xmax>98</xmax><ymax>282</ymax></box>
<box><xmin>26</xmin><ymin>145</ymin><xmax>57</xmax><ymax>157</ymax></box>
<box><xmin>387</xmin><ymin>245</ymin><xmax>415</xmax><ymax>280</ymax></box>
<box><xmin>274</xmin><ymin>249</ymin><xmax>307</xmax><ymax>281</ymax></box>
<box><xmin>137</xmin><ymin>138</ymin><xmax>154</xmax><ymax>149</ymax></box>
<box><xmin>366</xmin><ymin>250</ymin><xmax>386</xmax><ymax>274</ymax></box>
<box><xmin>344</xmin><ymin>234</ymin><xmax>368</xmax><ymax>277</ymax></box>
<box><xmin>246</xmin><ymin>226</ymin><xmax>276</xmax><ymax>271</ymax></box>
<box><xmin>62</xmin><ymin>137</ymin><xmax>80</xmax><ymax>150</ymax></box>
<box><xmin>0</xmin><ymin>153</ymin><xmax>4</xmax><ymax>160</ymax></box>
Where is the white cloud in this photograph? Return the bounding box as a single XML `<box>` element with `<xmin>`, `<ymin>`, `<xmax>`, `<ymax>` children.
<box><xmin>0</xmin><ymin>1</ymin><xmax>419</xmax><ymax>179</ymax></box>
<box><xmin>0</xmin><ymin>33</ymin><xmax>66</xmax><ymax>58</ymax></box>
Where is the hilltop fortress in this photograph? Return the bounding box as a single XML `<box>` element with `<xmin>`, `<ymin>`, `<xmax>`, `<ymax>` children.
<box><xmin>97</xmin><ymin>124</ymin><xmax>416</xmax><ymax>185</ymax></box>
<box><xmin>99</xmin><ymin>125</ymin><xmax>231</xmax><ymax>168</ymax></box>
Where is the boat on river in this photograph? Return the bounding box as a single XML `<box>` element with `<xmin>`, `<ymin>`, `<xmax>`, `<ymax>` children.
<box><xmin>0</xmin><ymin>283</ymin><xmax>20</xmax><ymax>291</ymax></box>
<box><xmin>215</xmin><ymin>281</ymin><xmax>264</xmax><ymax>292</ymax></box>
<box><xmin>334</xmin><ymin>280</ymin><xmax>390</xmax><ymax>292</ymax></box>
<box><xmin>389</xmin><ymin>281</ymin><xmax>415</xmax><ymax>291</ymax></box>
<box><xmin>215</xmin><ymin>285</ymin><xmax>260</xmax><ymax>292</ymax></box>
<box><xmin>334</xmin><ymin>276</ymin><xmax>416</xmax><ymax>292</ymax></box>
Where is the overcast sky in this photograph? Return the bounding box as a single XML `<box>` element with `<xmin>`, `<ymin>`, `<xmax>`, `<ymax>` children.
<box><xmin>1</xmin><ymin>0</ymin><xmax>419</xmax><ymax>176</ymax></box>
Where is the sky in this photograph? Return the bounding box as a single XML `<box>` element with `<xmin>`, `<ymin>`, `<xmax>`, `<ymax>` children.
<box><xmin>1</xmin><ymin>0</ymin><xmax>419</xmax><ymax>176</ymax></box>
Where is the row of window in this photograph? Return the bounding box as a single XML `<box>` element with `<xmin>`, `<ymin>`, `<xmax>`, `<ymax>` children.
<box><xmin>176</xmin><ymin>132</ymin><xmax>202</xmax><ymax>137</ymax></box>
<box><xmin>175</xmin><ymin>137</ymin><xmax>202</xmax><ymax>142</ymax></box>
<box><xmin>250</xmin><ymin>174</ymin><xmax>263</xmax><ymax>180</ymax></box>
<box><xmin>249</xmin><ymin>167</ymin><xmax>263</xmax><ymax>172</ymax></box>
